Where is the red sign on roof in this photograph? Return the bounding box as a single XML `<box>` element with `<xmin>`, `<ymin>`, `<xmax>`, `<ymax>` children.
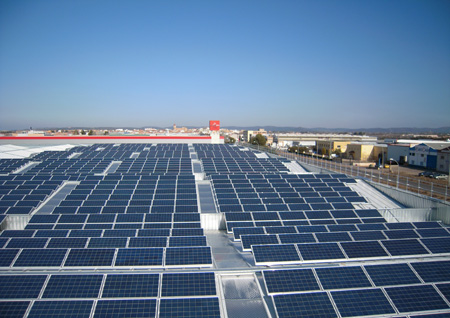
<box><xmin>209</xmin><ymin>120</ymin><xmax>220</xmax><ymax>131</ymax></box>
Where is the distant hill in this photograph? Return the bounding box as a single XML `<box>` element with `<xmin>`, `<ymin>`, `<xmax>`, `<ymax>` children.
<box><xmin>222</xmin><ymin>126</ymin><xmax>450</xmax><ymax>134</ymax></box>
<box><xmin>11</xmin><ymin>126</ymin><xmax>450</xmax><ymax>134</ymax></box>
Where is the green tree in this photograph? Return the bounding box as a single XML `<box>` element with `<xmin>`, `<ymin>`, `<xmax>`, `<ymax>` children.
<box><xmin>225</xmin><ymin>136</ymin><xmax>236</xmax><ymax>144</ymax></box>
<box><xmin>88</xmin><ymin>130</ymin><xmax>94</xmax><ymax>136</ymax></box>
<box><xmin>80</xmin><ymin>129</ymin><xmax>86</xmax><ymax>135</ymax></box>
<box><xmin>250</xmin><ymin>134</ymin><xmax>266</xmax><ymax>146</ymax></box>
<box><xmin>73</xmin><ymin>130</ymin><xmax>79</xmax><ymax>135</ymax></box>
<box><xmin>103</xmin><ymin>131</ymin><xmax>109</xmax><ymax>135</ymax></box>
<box><xmin>321</xmin><ymin>147</ymin><xmax>327</xmax><ymax>156</ymax></box>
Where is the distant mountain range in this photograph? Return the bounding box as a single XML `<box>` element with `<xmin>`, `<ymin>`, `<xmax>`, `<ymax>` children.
<box><xmin>7</xmin><ymin>126</ymin><xmax>450</xmax><ymax>134</ymax></box>
<box><xmin>221</xmin><ymin>126</ymin><xmax>450</xmax><ymax>134</ymax></box>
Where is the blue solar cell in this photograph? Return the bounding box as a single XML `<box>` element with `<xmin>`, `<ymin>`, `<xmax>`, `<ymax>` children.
<box><xmin>241</xmin><ymin>234</ymin><xmax>279</xmax><ymax>250</ymax></box>
<box><xmin>88</xmin><ymin>238</ymin><xmax>128</xmax><ymax>248</ymax></box>
<box><xmin>413</xmin><ymin>221</ymin><xmax>443</xmax><ymax>229</ymax></box>
<box><xmin>43</xmin><ymin>274</ymin><xmax>103</xmax><ymax>298</ymax></box>
<box><xmin>263</xmin><ymin>269</ymin><xmax>319</xmax><ymax>294</ymax></box>
<box><xmin>386</xmin><ymin>285</ymin><xmax>450</xmax><ymax>313</ymax></box>
<box><xmin>411</xmin><ymin>260</ymin><xmax>450</xmax><ymax>282</ymax></box>
<box><xmin>297</xmin><ymin>243</ymin><xmax>345</xmax><ymax>261</ymax></box>
<box><xmin>357</xmin><ymin>223</ymin><xmax>387</xmax><ymax>231</ymax></box>
<box><xmin>128</xmin><ymin>237</ymin><xmax>167</xmax><ymax>248</ymax></box>
<box><xmin>115</xmin><ymin>248</ymin><xmax>163</xmax><ymax>266</ymax></box>
<box><xmin>159</xmin><ymin>298</ymin><xmax>220</xmax><ymax>318</ymax></box>
<box><xmin>253</xmin><ymin>244</ymin><xmax>300</xmax><ymax>264</ymax></box>
<box><xmin>102</xmin><ymin>274</ymin><xmax>159</xmax><ymax>298</ymax></box>
<box><xmin>138</xmin><ymin>229</ymin><xmax>171</xmax><ymax>237</ymax></box>
<box><xmin>47</xmin><ymin>238</ymin><xmax>88</xmax><ymax>248</ymax></box>
<box><xmin>0</xmin><ymin>275</ymin><xmax>47</xmax><ymax>299</ymax></box>
<box><xmin>6</xmin><ymin>238</ymin><xmax>48</xmax><ymax>249</ymax></box>
<box><xmin>94</xmin><ymin>299</ymin><xmax>157</xmax><ymax>318</ymax></box>
<box><xmin>365</xmin><ymin>263</ymin><xmax>421</xmax><ymax>286</ymax></box>
<box><xmin>316</xmin><ymin>267</ymin><xmax>371</xmax><ymax>289</ymax></box>
<box><xmin>28</xmin><ymin>300</ymin><xmax>93</xmax><ymax>318</ymax></box>
<box><xmin>382</xmin><ymin>239</ymin><xmax>430</xmax><ymax>256</ymax></box>
<box><xmin>14</xmin><ymin>249</ymin><xmax>67</xmax><ymax>267</ymax></box>
<box><xmin>69</xmin><ymin>229</ymin><xmax>103</xmax><ymax>237</ymax></box>
<box><xmin>278</xmin><ymin>233</ymin><xmax>316</xmax><ymax>244</ymax></box>
<box><xmin>171</xmin><ymin>228</ymin><xmax>204</xmax><ymax>236</ymax></box>
<box><xmin>416</xmin><ymin>228</ymin><xmax>450</xmax><ymax>238</ymax></box>
<box><xmin>161</xmin><ymin>272</ymin><xmax>216</xmax><ymax>296</ymax></box>
<box><xmin>273</xmin><ymin>292</ymin><xmax>337</xmax><ymax>318</ymax></box>
<box><xmin>169</xmin><ymin>236</ymin><xmax>207</xmax><ymax>247</ymax></box>
<box><xmin>165</xmin><ymin>247</ymin><xmax>212</xmax><ymax>266</ymax></box>
<box><xmin>0</xmin><ymin>301</ymin><xmax>30</xmax><ymax>318</ymax></box>
<box><xmin>296</xmin><ymin>225</ymin><xmax>328</xmax><ymax>233</ymax></box>
<box><xmin>315</xmin><ymin>232</ymin><xmax>352</xmax><ymax>242</ymax></box>
<box><xmin>385</xmin><ymin>222</ymin><xmax>414</xmax><ymax>230</ymax></box>
<box><xmin>350</xmin><ymin>230</ymin><xmax>386</xmax><ymax>241</ymax></box>
<box><xmin>421</xmin><ymin>237</ymin><xmax>450</xmax><ymax>253</ymax></box>
<box><xmin>331</xmin><ymin>289</ymin><xmax>395</xmax><ymax>317</ymax></box>
<box><xmin>340</xmin><ymin>241</ymin><xmax>389</xmax><ymax>258</ymax></box>
<box><xmin>64</xmin><ymin>249</ymin><xmax>115</xmax><ymax>267</ymax></box>
<box><xmin>384</xmin><ymin>229</ymin><xmax>420</xmax><ymax>239</ymax></box>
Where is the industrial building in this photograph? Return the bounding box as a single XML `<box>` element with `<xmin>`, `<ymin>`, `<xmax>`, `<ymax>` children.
<box><xmin>0</xmin><ymin>138</ymin><xmax>449</xmax><ymax>318</ymax></box>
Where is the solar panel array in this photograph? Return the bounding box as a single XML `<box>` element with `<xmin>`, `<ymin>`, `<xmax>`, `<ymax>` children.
<box><xmin>264</xmin><ymin>260</ymin><xmax>450</xmax><ymax>317</ymax></box>
<box><xmin>1</xmin><ymin>142</ymin><xmax>450</xmax><ymax>317</ymax></box>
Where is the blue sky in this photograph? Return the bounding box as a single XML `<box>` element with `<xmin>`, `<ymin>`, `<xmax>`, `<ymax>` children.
<box><xmin>0</xmin><ymin>0</ymin><xmax>449</xmax><ymax>130</ymax></box>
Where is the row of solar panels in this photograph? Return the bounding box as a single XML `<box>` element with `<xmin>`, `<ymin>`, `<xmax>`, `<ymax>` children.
<box><xmin>240</xmin><ymin>227</ymin><xmax>450</xmax><ymax>250</ymax></box>
<box><xmin>267</xmin><ymin>261</ymin><xmax>450</xmax><ymax>317</ymax></box>
<box><xmin>251</xmin><ymin>237</ymin><xmax>450</xmax><ymax>265</ymax></box>
<box><xmin>1</xmin><ymin>228</ymin><xmax>204</xmax><ymax>238</ymax></box>
<box><xmin>0</xmin><ymin>246</ymin><xmax>213</xmax><ymax>267</ymax></box>
<box><xmin>29</xmin><ymin>213</ymin><xmax>201</xmax><ymax>224</ymax></box>
<box><xmin>1</xmin><ymin>271</ymin><xmax>216</xmax><ymax>299</ymax></box>
<box><xmin>0</xmin><ymin>159</ymin><xmax>31</xmax><ymax>173</ymax></box>
<box><xmin>231</xmin><ymin>220</ymin><xmax>443</xmax><ymax>237</ymax></box>
<box><xmin>26</xmin><ymin>223</ymin><xmax>201</xmax><ymax>230</ymax></box>
<box><xmin>226</xmin><ymin>209</ymin><xmax>382</xmax><ymax>223</ymax></box>
<box><xmin>0</xmin><ymin>297</ymin><xmax>221</xmax><ymax>318</ymax></box>
<box><xmin>0</xmin><ymin>236</ymin><xmax>207</xmax><ymax>249</ymax></box>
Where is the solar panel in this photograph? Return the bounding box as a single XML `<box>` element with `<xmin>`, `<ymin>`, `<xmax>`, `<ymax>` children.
<box><xmin>273</xmin><ymin>292</ymin><xmax>337</xmax><ymax>318</ymax></box>
<box><xmin>128</xmin><ymin>237</ymin><xmax>167</xmax><ymax>248</ymax></box>
<box><xmin>263</xmin><ymin>269</ymin><xmax>319</xmax><ymax>294</ymax></box>
<box><xmin>47</xmin><ymin>238</ymin><xmax>88</xmax><ymax>248</ymax></box>
<box><xmin>252</xmin><ymin>244</ymin><xmax>300</xmax><ymax>264</ymax></box>
<box><xmin>43</xmin><ymin>274</ymin><xmax>103</xmax><ymax>298</ymax></box>
<box><xmin>169</xmin><ymin>236</ymin><xmax>207</xmax><ymax>247</ymax></box>
<box><xmin>315</xmin><ymin>232</ymin><xmax>352</xmax><ymax>242</ymax></box>
<box><xmin>421</xmin><ymin>237</ymin><xmax>450</xmax><ymax>254</ymax></box>
<box><xmin>115</xmin><ymin>248</ymin><xmax>163</xmax><ymax>266</ymax></box>
<box><xmin>340</xmin><ymin>241</ymin><xmax>389</xmax><ymax>259</ymax></box>
<box><xmin>297</xmin><ymin>243</ymin><xmax>345</xmax><ymax>261</ymax></box>
<box><xmin>436</xmin><ymin>283</ymin><xmax>450</xmax><ymax>302</ymax></box>
<box><xmin>382</xmin><ymin>239</ymin><xmax>430</xmax><ymax>256</ymax></box>
<box><xmin>14</xmin><ymin>249</ymin><xmax>67</xmax><ymax>267</ymax></box>
<box><xmin>0</xmin><ymin>275</ymin><xmax>47</xmax><ymax>299</ymax></box>
<box><xmin>64</xmin><ymin>249</ymin><xmax>115</xmax><ymax>267</ymax></box>
<box><xmin>350</xmin><ymin>230</ymin><xmax>386</xmax><ymax>241</ymax></box>
<box><xmin>102</xmin><ymin>274</ymin><xmax>159</xmax><ymax>298</ymax></box>
<box><xmin>411</xmin><ymin>260</ymin><xmax>450</xmax><ymax>282</ymax></box>
<box><xmin>364</xmin><ymin>263</ymin><xmax>421</xmax><ymax>286</ymax></box>
<box><xmin>93</xmin><ymin>299</ymin><xmax>157</xmax><ymax>318</ymax></box>
<box><xmin>158</xmin><ymin>298</ymin><xmax>220</xmax><ymax>318</ymax></box>
<box><xmin>316</xmin><ymin>266</ymin><xmax>371</xmax><ymax>289</ymax></box>
<box><xmin>331</xmin><ymin>289</ymin><xmax>395</xmax><ymax>317</ymax></box>
<box><xmin>165</xmin><ymin>247</ymin><xmax>212</xmax><ymax>267</ymax></box>
<box><xmin>386</xmin><ymin>285</ymin><xmax>450</xmax><ymax>313</ymax></box>
<box><xmin>161</xmin><ymin>272</ymin><xmax>216</xmax><ymax>297</ymax></box>
<box><xmin>6</xmin><ymin>238</ymin><xmax>48</xmax><ymax>249</ymax></box>
<box><xmin>0</xmin><ymin>301</ymin><xmax>30</xmax><ymax>318</ymax></box>
<box><xmin>27</xmin><ymin>300</ymin><xmax>94</xmax><ymax>318</ymax></box>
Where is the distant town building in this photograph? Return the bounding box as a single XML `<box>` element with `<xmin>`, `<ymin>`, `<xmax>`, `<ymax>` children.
<box><xmin>316</xmin><ymin>140</ymin><xmax>351</xmax><ymax>156</ymax></box>
<box><xmin>345</xmin><ymin>142</ymin><xmax>387</xmax><ymax>162</ymax></box>
<box><xmin>409</xmin><ymin>143</ymin><xmax>450</xmax><ymax>169</ymax></box>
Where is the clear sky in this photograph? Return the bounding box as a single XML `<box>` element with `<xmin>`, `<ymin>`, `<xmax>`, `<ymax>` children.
<box><xmin>0</xmin><ymin>0</ymin><xmax>449</xmax><ymax>130</ymax></box>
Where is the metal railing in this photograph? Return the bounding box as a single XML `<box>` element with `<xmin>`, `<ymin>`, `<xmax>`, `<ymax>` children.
<box><xmin>242</xmin><ymin>143</ymin><xmax>449</xmax><ymax>202</ymax></box>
